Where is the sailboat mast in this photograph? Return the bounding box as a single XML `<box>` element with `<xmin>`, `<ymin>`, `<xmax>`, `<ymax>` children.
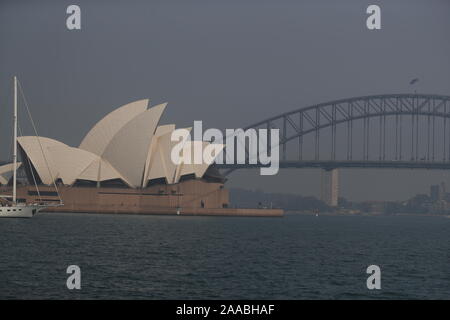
<box><xmin>13</xmin><ymin>76</ymin><xmax>17</xmax><ymax>204</ymax></box>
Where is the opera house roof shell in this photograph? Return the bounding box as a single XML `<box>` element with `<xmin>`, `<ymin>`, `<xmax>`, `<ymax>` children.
<box><xmin>17</xmin><ymin>100</ymin><xmax>223</xmax><ymax>188</ymax></box>
<box><xmin>0</xmin><ymin>162</ymin><xmax>21</xmax><ymax>185</ymax></box>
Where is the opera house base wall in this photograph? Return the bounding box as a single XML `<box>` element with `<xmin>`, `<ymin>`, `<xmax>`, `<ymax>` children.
<box><xmin>1</xmin><ymin>179</ymin><xmax>283</xmax><ymax>217</ymax></box>
<box><xmin>45</xmin><ymin>206</ymin><xmax>283</xmax><ymax>217</ymax></box>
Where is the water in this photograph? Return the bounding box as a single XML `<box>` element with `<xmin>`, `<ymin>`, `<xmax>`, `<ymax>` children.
<box><xmin>0</xmin><ymin>213</ymin><xmax>449</xmax><ymax>299</ymax></box>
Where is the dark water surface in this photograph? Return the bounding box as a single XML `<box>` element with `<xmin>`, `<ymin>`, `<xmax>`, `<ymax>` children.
<box><xmin>0</xmin><ymin>213</ymin><xmax>449</xmax><ymax>299</ymax></box>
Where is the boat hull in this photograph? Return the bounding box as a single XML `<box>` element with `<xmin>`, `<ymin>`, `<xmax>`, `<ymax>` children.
<box><xmin>0</xmin><ymin>205</ymin><xmax>42</xmax><ymax>218</ymax></box>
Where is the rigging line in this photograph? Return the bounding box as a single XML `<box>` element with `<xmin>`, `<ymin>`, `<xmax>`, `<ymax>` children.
<box><xmin>18</xmin><ymin>124</ymin><xmax>41</xmax><ymax>201</ymax></box>
<box><xmin>3</xmin><ymin>80</ymin><xmax>13</xmax><ymax>163</ymax></box>
<box><xmin>16</xmin><ymin>80</ymin><xmax>62</xmax><ymax>204</ymax></box>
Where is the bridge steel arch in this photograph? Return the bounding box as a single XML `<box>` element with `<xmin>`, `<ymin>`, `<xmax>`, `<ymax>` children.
<box><xmin>218</xmin><ymin>94</ymin><xmax>450</xmax><ymax>175</ymax></box>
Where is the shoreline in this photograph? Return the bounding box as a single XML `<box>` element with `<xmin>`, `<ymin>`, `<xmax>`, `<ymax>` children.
<box><xmin>285</xmin><ymin>211</ymin><xmax>450</xmax><ymax>218</ymax></box>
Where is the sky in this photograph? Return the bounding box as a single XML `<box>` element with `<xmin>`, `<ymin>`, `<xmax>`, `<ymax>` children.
<box><xmin>1</xmin><ymin>0</ymin><xmax>450</xmax><ymax>201</ymax></box>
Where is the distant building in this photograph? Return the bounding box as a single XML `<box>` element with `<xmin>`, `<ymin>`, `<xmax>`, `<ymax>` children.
<box><xmin>360</xmin><ymin>201</ymin><xmax>385</xmax><ymax>214</ymax></box>
<box><xmin>430</xmin><ymin>183</ymin><xmax>445</xmax><ymax>201</ymax></box>
<box><xmin>321</xmin><ymin>168</ymin><xmax>339</xmax><ymax>207</ymax></box>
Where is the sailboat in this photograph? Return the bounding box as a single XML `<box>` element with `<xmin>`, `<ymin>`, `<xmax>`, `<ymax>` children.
<box><xmin>0</xmin><ymin>76</ymin><xmax>62</xmax><ymax>218</ymax></box>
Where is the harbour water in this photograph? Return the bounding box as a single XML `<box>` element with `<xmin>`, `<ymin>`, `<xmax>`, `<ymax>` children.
<box><xmin>0</xmin><ymin>213</ymin><xmax>449</xmax><ymax>299</ymax></box>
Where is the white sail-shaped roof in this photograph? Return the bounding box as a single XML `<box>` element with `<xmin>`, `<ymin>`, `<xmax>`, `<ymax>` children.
<box><xmin>46</xmin><ymin>146</ymin><xmax>98</xmax><ymax>185</ymax></box>
<box><xmin>145</xmin><ymin>131</ymin><xmax>223</xmax><ymax>185</ymax></box>
<box><xmin>179</xmin><ymin>141</ymin><xmax>225</xmax><ymax>179</ymax></box>
<box><xmin>142</xmin><ymin>124</ymin><xmax>176</xmax><ymax>187</ymax></box>
<box><xmin>102</xmin><ymin>103</ymin><xmax>167</xmax><ymax>187</ymax></box>
<box><xmin>0</xmin><ymin>162</ymin><xmax>21</xmax><ymax>185</ymax></box>
<box><xmin>146</xmin><ymin>128</ymin><xmax>192</xmax><ymax>183</ymax></box>
<box><xmin>17</xmin><ymin>136</ymin><xmax>63</xmax><ymax>184</ymax></box>
<box><xmin>77</xmin><ymin>157</ymin><xmax>128</xmax><ymax>184</ymax></box>
<box><xmin>17</xmin><ymin>99</ymin><xmax>223</xmax><ymax>188</ymax></box>
<box><xmin>79</xmin><ymin>99</ymin><xmax>149</xmax><ymax>156</ymax></box>
<box><xmin>155</xmin><ymin>128</ymin><xmax>192</xmax><ymax>184</ymax></box>
<box><xmin>146</xmin><ymin>148</ymin><xmax>168</xmax><ymax>182</ymax></box>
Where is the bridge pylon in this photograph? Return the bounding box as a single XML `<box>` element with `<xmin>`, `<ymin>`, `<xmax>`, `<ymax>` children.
<box><xmin>321</xmin><ymin>168</ymin><xmax>339</xmax><ymax>207</ymax></box>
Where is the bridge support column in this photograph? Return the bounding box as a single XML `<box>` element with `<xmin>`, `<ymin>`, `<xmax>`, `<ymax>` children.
<box><xmin>321</xmin><ymin>168</ymin><xmax>339</xmax><ymax>207</ymax></box>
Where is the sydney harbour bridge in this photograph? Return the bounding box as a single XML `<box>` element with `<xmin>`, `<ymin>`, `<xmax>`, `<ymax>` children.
<box><xmin>216</xmin><ymin>94</ymin><xmax>450</xmax><ymax>206</ymax></box>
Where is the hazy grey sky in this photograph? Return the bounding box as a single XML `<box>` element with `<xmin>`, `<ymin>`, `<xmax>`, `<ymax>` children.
<box><xmin>1</xmin><ymin>0</ymin><xmax>450</xmax><ymax>201</ymax></box>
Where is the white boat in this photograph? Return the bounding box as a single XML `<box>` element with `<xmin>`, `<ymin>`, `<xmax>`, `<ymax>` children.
<box><xmin>0</xmin><ymin>203</ymin><xmax>42</xmax><ymax>218</ymax></box>
<box><xmin>0</xmin><ymin>76</ymin><xmax>62</xmax><ymax>218</ymax></box>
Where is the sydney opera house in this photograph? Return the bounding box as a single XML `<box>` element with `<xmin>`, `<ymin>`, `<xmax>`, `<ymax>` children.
<box><xmin>0</xmin><ymin>99</ymin><xmax>282</xmax><ymax>216</ymax></box>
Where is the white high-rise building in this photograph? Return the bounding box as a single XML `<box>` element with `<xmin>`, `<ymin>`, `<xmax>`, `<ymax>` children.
<box><xmin>321</xmin><ymin>168</ymin><xmax>339</xmax><ymax>207</ymax></box>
